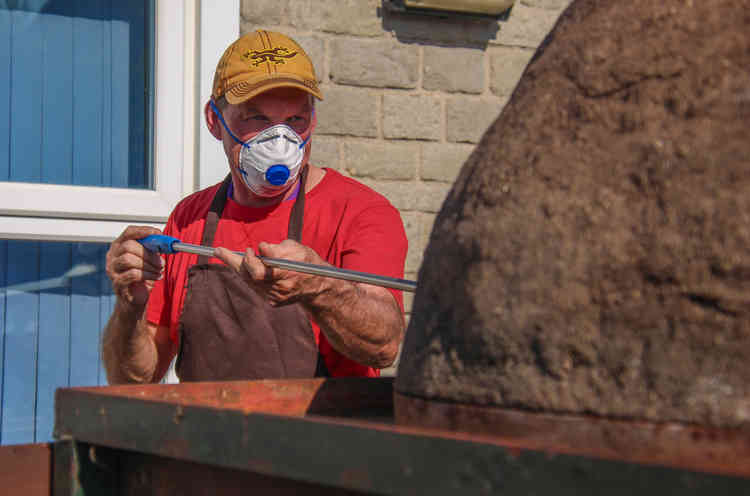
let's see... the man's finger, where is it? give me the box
[214,247,244,271]
[257,240,301,260]
[243,251,274,282]
[112,252,163,276]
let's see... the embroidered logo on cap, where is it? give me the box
[243,47,299,67]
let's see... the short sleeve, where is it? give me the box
[339,202,408,310]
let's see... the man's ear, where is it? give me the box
[204,100,223,141]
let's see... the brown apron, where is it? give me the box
[175,171,325,381]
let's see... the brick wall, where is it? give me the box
[240,0,572,372]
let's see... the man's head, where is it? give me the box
[206,31,324,201]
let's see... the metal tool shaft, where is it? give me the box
[172,242,417,292]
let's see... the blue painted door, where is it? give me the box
[0,0,153,445]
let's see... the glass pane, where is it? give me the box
[0,240,114,445]
[0,0,153,189]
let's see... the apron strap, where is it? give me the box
[197,176,231,265]
[286,165,308,242]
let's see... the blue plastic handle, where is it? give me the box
[138,234,180,254]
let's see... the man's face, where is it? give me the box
[218,87,315,172]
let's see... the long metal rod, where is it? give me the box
[172,242,418,292]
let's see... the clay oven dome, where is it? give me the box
[395,0,750,430]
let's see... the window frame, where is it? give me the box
[0,0,239,243]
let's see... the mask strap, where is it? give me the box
[297,107,315,149]
[210,100,249,148]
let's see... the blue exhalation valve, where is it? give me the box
[265,164,290,185]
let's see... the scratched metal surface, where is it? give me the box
[54,378,750,495]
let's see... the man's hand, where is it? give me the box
[106,226,165,309]
[215,240,329,306]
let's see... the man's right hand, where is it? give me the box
[106,226,165,308]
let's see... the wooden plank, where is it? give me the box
[97,245,112,386]
[72,0,105,186]
[9,8,44,182]
[111,0,138,188]
[69,245,101,387]
[41,12,74,185]
[2,241,40,444]
[0,7,10,180]
[100,1,113,188]
[0,443,52,496]
[0,241,6,440]
[110,1,127,188]
[124,0,149,189]
[36,242,72,442]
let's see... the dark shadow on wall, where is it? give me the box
[380,0,510,48]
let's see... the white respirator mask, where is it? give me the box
[210,100,310,198]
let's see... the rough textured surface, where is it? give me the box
[396,0,750,429]
[330,39,419,89]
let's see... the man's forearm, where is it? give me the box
[304,279,404,369]
[101,299,159,384]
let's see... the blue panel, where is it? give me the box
[0,0,154,444]
[2,0,152,189]
[1,241,40,445]
[41,12,74,185]
[35,242,72,442]
[121,1,148,189]
[98,246,114,385]
[72,0,105,186]
[9,8,44,182]
[69,243,101,387]
[110,1,131,188]
[0,241,7,444]
[100,1,113,187]
[0,9,10,181]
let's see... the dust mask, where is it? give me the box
[210,100,310,197]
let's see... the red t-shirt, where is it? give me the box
[146,169,407,377]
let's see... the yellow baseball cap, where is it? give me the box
[212,30,324,104]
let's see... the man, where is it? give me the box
[102,30,407,383]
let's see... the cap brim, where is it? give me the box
[225,76,323,105]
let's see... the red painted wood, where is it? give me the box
[0,443,51,496]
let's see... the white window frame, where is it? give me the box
[0,0,239,243]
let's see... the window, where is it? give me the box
[0,0,211,445]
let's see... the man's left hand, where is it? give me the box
[215,240,329,306]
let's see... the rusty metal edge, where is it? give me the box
[55,382,750,495]
[394,390,750,479]
[58,377,393,417]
